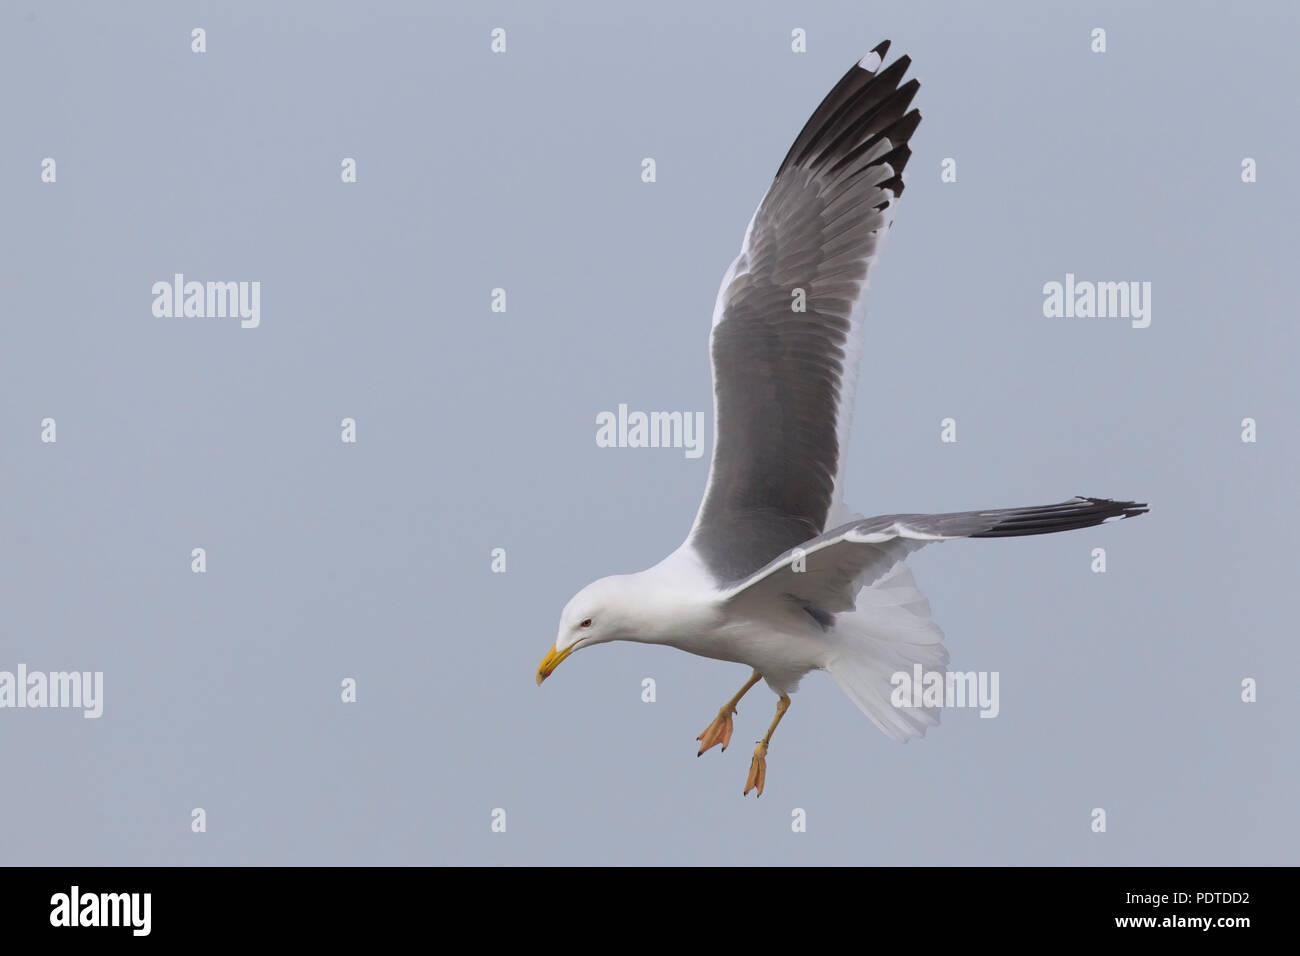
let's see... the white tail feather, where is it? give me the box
[824,562,949,742]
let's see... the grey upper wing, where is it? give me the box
[688,42,921,587]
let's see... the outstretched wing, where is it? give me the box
[722,498,1150,613]
[688,42,921,587]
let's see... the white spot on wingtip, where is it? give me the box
[858,51,882,72]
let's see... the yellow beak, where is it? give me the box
[536,643,576,685]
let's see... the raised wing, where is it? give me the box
[689,42,921,586]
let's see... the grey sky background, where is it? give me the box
[2,0,1297,865]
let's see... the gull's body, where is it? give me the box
[612,546,837,695]
[537,42,1147,794]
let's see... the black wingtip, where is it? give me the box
[970,497,1149,539]
[775,43,921,181]
[1081,496,1150,519]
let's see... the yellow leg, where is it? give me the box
[743,695,791,797]
[696,669,762,756]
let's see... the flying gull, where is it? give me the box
[536,42,1147,796]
